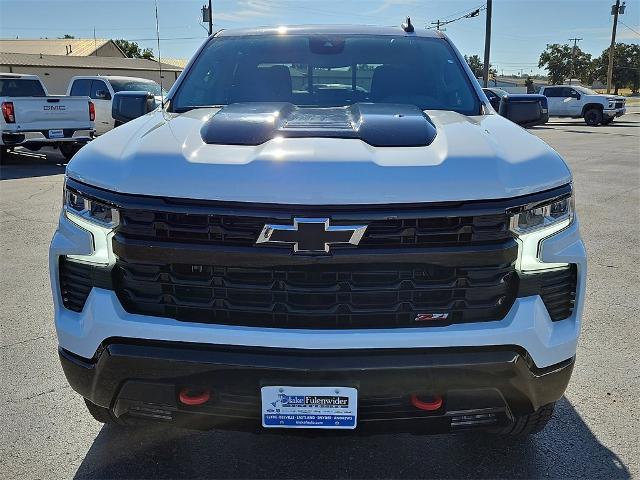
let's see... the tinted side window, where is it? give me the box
[90,80,111,100]
[543,87,559,98]
[70,79,91,96]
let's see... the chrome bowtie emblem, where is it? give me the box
[257,218,367,254]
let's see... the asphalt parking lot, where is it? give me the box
[1,115,639,479]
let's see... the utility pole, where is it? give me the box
[208,0,213,35]
[431,19,441,31]
[607,0,625,93]
[482,0,492,87]
[568,37,583,85]
[202,0,213,35]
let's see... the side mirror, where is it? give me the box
[575,93,581,100]
[111,91,156,124]
[499,94,549,128]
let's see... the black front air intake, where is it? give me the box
[200,102,438,147]
[59,257,113,312]
[59,258,94,312]
[518,265,577,321]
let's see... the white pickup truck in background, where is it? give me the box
[539,85,626,126]
[66,76,163,135]
[1,73,94,160]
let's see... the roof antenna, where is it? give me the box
[154,0,165,109]
[402,17,414,33]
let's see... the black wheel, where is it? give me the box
[498,402,556,436]
[584,108,603,126]
[84,398,120,424]
[0,146,7,162]
[59,143,82,161]
[602,117,614,125]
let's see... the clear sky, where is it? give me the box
[0,0,638,75]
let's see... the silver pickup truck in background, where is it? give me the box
[0,73,95,160]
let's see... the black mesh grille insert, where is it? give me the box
[59,258,93,312]
[117,210,511,248]
[113,260,518,328]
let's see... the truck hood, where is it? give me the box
[67,107,572,205]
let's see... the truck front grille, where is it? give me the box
[118,210,511,248]
[113,260,518,328]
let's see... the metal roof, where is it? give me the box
[0,39,123,57]
[162,57,190,69]
[215,25,444,38]
[0,52,182,71]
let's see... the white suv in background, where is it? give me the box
[540,85,626,126]
[66,76,164,135]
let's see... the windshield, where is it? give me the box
[574,86,598,95]
[172,35,481,115]
[109,79,164,96]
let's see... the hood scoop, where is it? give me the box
[200,102,437,147]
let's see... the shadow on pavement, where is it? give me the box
[0,147,67,180]
[74,397,629,479]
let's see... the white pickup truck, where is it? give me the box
[539,85,626,126]
[0,73,94,160]
[51,24,585,437]
[66,76,163,135]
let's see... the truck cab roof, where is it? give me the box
[215,24,445,38]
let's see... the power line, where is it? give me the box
[428,4,486,30]
[619,21,640,37]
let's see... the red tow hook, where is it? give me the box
[410,394,443,411]
[178,387,211,406]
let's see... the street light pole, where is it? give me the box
[607,0,623,93]
[482,0,493,87]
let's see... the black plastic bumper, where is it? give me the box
[59,341,574,434]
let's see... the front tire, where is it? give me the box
[584,108,603,126]
[499,402,556,436]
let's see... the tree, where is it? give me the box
[464,54,484,78]
[465,54,496,81]
[538,43,592,85]
[593,43,640,94]
[114,39,154,60]
[59,34,75,39]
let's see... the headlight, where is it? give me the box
[510,192,574,272]
[608,102,615,108]
[63,182,119,265]
[510,195,573,235]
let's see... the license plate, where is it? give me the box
[49,129,64,138]
[261,386,357,429]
